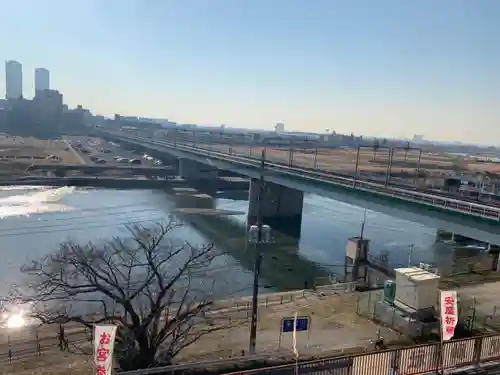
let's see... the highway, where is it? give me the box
[63,136,161,169]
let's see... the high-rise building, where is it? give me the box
[34,68,50,93]
[5,60,23,99]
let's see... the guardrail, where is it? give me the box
[118,333,500,375]
[114,133,500,222]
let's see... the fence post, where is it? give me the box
[36,329,41,356]
[471,297,477,331]
[7,335,11,363]
[473,335,483,367]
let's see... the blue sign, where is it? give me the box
[282,316,309,333]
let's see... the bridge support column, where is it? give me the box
[54,170,67,177]
[247,180,303,238]
[178,159,218,180]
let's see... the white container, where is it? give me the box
[394,267,440,312]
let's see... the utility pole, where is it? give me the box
[384,148,394,188]
[408,244,414,267]
[248,149,266,355]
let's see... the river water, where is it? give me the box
[0,186,457,298]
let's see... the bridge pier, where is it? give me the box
[178,159,218,180]
[54,170,67,177]
[247,179,303,238]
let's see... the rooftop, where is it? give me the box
[395,266,440,281]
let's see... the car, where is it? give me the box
[90,156,99,162]
[95,158,107,164]
[113,156,120,160]
[118,158,129,163]
[154,160,163,165]
[129,159,142,165]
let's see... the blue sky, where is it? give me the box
[1,0,499,143]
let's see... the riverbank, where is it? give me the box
[0,285,400,374]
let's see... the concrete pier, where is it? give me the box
[178,158,219,195]
[247,179,303,237]
[178,158,218,181]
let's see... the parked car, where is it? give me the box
[129,159,142,165]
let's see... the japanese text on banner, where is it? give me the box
[94,325,117,375]
[440,290,458,341]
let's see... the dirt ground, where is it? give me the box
[209,144,498,177]
[0,136,84,165]
[180,291,400,361]
[0,290,399,374]
[454,279,500,317]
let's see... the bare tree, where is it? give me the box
[17,219,233,370]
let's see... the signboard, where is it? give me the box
[278,315,311,352]
[440,290,458,341]
[94,325,118,375]
[281,316,309,333]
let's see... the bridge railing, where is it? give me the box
[115,134,500,221]
[117,333,500,375]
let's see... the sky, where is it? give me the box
[1,0,499,143]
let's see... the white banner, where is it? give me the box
[94,325,118,375]
[440,290,458,341]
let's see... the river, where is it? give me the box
[0,186,458,298]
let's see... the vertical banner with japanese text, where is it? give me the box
[440,290,458,341]
[94,325,118,375]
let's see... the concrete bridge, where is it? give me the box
[24,163,176,178]
[102,131,500,245]
[0,175,249,191]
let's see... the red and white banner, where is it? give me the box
[94,325,118,375]
[440,290,458,341]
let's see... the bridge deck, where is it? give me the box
[108,132,500,245]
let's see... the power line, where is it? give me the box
[0,208,164,233]
[0,216,169,237]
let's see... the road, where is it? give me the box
[63,136,160,169]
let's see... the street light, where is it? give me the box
[247,223,272,355]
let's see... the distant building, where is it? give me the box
[32,89,63,133]
[34,68,50,93]
[274,122,285,132]
[413,134,424,142]
[5,61,23,99]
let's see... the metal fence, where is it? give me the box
[0,325,89,364]
[356,290,500,337]
[118,334,500,375]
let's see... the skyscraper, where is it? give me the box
[34,68,50,93]
[5,60,23,99]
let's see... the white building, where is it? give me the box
[274,122,285,132]
[35,68,50,93]
[5,60,23,99]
